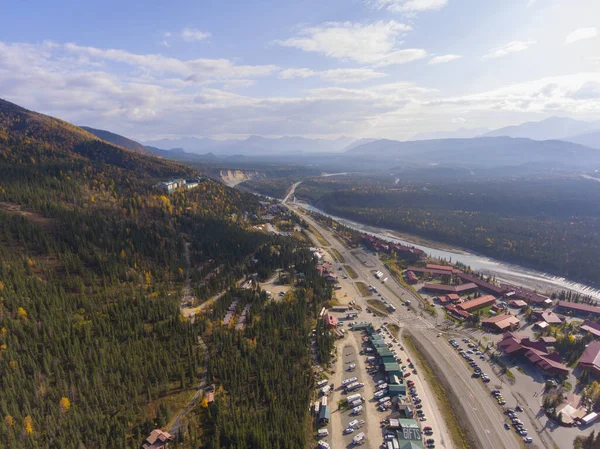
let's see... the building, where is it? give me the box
[457,295,497,313]
[405,271,418,285]
[498,333,569,376]
[578,341,600,378]
[142,430,173,449]
[445,304,472,321]
[532,310,564,325]
[323,313,338,329]
[318,405,331,426]
[581,321,600,338]
[422,283,478,295]
[395,419,424,449]
[508,299,527,309]
[482,314,520,332]
[436,293,460,305]
[556,301,600,318]
[456,272,511,296]
[426,264,454,272]
[510,287,553,307]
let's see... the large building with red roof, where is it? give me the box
[556,301,600,318]
[498,333,569,376]
[482,314,520,332]
[457,295,497,312]
[422,282,478,295]
[578,341,600,377]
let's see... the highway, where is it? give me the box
[282,182,524,449]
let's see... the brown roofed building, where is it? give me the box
[532,310,563,325]
[456,272,511,296]
[556,301,600,318]
[323,313,338,329]
[422,282,478,295]
[498,333,569,376]
[508,299,527,309]
[445,304,472,321]
[457,295,496,312]
[426,264,455,272]
[142,430,173,449]
[581,321,600,338]
[482,314,520,332]
[405,270,418,285]
[578,341,600,377]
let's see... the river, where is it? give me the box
[302,204,600,300]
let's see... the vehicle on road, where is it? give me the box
[523,437,533,444]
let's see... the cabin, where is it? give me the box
[142,430,174,449]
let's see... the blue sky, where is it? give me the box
[1,0,599,140]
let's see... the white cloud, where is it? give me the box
[279,68,316,79]
[483,40,536,59]
[280,68,387,83]
[565,27,598,44]
[62,43,278,80]
[180,28,211,42]
[278,21,426,66]
[370,0,448,13]
[3,40,600,141]
[428,54,462,65]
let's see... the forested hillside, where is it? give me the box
[80,126,154,156]
[0,99,305,448]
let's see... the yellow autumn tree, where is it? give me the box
[17,307,27,320]
[4,415,14,428]
[200,397,209,408]
[60,397,71,413]
[23,416,33,435]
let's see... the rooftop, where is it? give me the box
[458,295,496,312]
[579,341,600,371]
[557,301,600,315]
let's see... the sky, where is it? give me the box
[1,0,600,141]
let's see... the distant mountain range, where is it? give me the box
[412,127,491,141]
[144,135,356,155]
[482,116,600,142]
[346,136,600,170]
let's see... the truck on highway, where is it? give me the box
[375,271,383,279]
[382,277,388,284]
[387,304,396,312]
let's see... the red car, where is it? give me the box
[407,380,415,387]
[407,358,411,363]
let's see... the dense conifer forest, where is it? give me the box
[0,99,321,448]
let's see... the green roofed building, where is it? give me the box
[318,405,331,426]
[388,384,407,397]
[399,441,424,449]
[380,355,397,365]
[396,419,423,448]
[376,348,394,357]
[383,362,400,372]
[351,322,371,331]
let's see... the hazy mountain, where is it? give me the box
[343,138,378,151]
[482,117,599,140]
[411,127,490,141]
[146,145,219,162]
[144,135,355,155]
[80,126,154,156]
[561,130,600,149]
[346,136,600,170]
